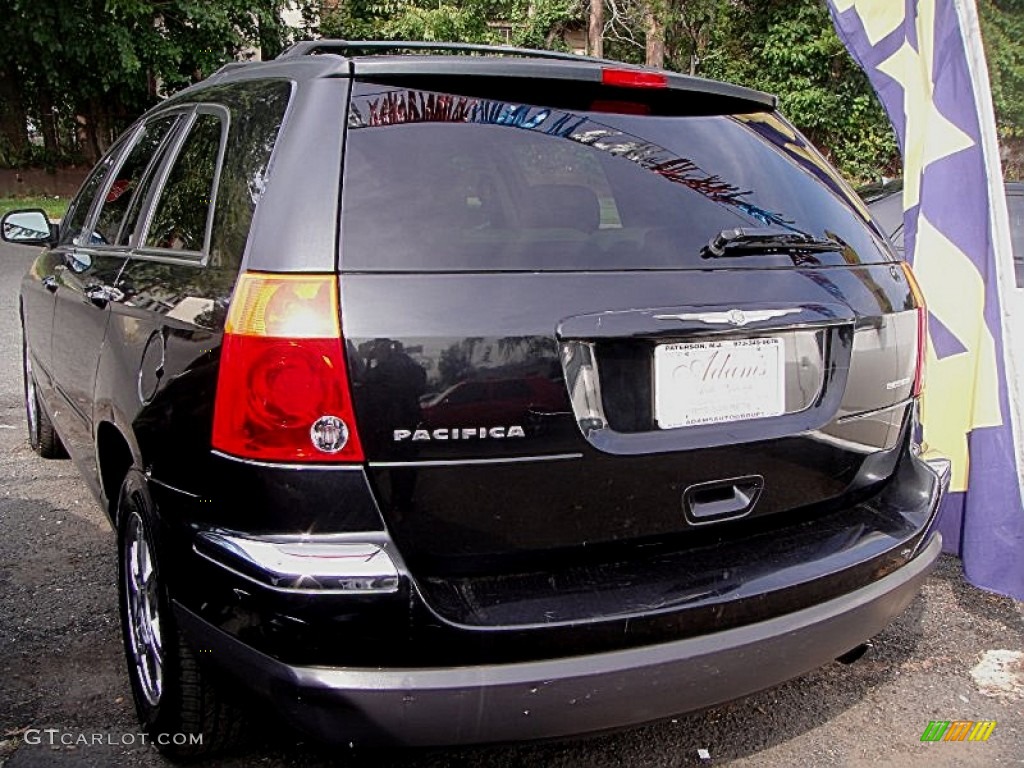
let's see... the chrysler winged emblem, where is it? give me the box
[653,308,801,327]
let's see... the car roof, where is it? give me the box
[196,39,776,113]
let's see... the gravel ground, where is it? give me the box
[1,241,1022,768]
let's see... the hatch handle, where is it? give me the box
[683,476,763,525]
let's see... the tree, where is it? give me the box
[0,0,302,168]
[702,0,898,183]
[0,0,918,186]
[644,3,666,67]
[318,0,494,42]
[600,0,722,73]
[588,0,604,56]
[317,0,589,51]
[979,0,1024,178]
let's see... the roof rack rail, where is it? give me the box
[277,39,612,65]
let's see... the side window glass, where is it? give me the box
[116,122,181,247]
[93,115,178,246]
[61,156,116,247]
[209,81,291,269]
[145,113,223,253]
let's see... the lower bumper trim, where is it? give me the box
[175,534,941,747]
[193,530,400,594]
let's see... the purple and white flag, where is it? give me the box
[828,0,1024,599]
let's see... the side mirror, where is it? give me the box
[1,209,56,246]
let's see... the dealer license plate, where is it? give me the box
[654,337,785,428]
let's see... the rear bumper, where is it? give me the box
[175,533,940,747]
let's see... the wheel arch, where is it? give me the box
[96,420,141,526]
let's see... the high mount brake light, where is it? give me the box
[588,100,652,115]
[212,272,364,463]
[901,262,928,398]
[601,68,669,89]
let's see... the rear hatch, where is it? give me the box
[337,67,921,619]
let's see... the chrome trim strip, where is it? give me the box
[804,431,877,454]
[368,453,583,468]
[192,548,400,595]
[194,531,400,595]
[835,399,912,424]
[561,340,607,434]
[654,307,801,326]
[145,474,202,499]
[210,449,364,471]
[202,530,393,545]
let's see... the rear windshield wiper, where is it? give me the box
[702,226,845,258]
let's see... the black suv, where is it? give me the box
[3,41,949,757]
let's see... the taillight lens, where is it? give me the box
[901,262,928,397]
[212,272,364,463]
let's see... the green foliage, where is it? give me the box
[980,0,1024,133]
[979,0,1024,178]
[601,0,723,73]
[4,0,1018,185]
[0,196,69,219]
[0,0,299,168]
[319,0,497,43]
[507,0,584,50]
[318,0,584,48]
[701,0,898,183]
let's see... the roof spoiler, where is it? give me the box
[277,39,777,113]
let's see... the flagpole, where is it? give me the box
[953,0,1024,493]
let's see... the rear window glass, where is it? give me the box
[341,84,889,272]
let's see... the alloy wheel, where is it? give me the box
[123,511,164,707]
[23,348,38,443]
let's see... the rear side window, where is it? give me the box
[145,112,224,253]
[207,81,292,268]
[341,84,889,271]
[94,115,179,246]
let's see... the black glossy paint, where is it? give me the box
[49,248,129,481]
[340,264,916,573]
[11,50,946,744]
[162,436,941,667]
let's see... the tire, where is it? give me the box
[116,469,247,759]
[22,336,66,459]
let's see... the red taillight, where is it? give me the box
[901,262,928,397]
[212,272,364,463]
[601,68,669,89]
